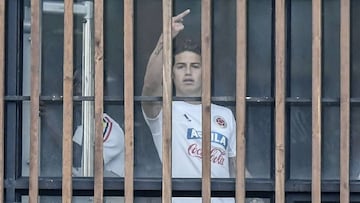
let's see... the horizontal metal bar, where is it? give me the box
[10,177,274,192]
[11,177,360,193]
[5,96,360,104]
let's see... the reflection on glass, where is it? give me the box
[22,0,126,177]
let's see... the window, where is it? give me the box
[2,0,360,202]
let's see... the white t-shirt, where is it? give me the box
[73,113,124,177]
[143,101,237,203]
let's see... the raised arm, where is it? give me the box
[141,9,190,118]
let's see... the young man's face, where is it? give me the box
[173,51,202,97]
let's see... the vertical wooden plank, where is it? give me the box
[236,0,247,203]
[201,0,211,203]
[124,0,134,202]
[62,0,74,202]
[340,0,350,202]
[94,0,104,202]
[312,0,322,202]
[275,0,286,202]
[0,0,4,202]
[162,0,172,202]
[29,0,41,202]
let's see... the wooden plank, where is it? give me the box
[29,0,41,202]
[62,0,74,202]
[124,0,134,202]
[94,0,104,202]
[312,0,322,202]
[0,0,4,202]
[340,0,350,202]
[275,0,286,202]
[162,0,172,202]
[235,0,247,203]
[201,0,211,202]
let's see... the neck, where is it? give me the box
[175,93,201,104]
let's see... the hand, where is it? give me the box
[172,9,190,38]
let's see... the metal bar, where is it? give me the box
[0,0,4,202]
[11,95,360,104]
[201,0,211,202]
[162,0,172,202]
[29,0,41,202]
[340,0,350,202]
[312,0,322,201]
[124,0,134,202]
[94,0,104,202]
[235,0,247,202]
[42,1,86,15]
[62,0,74,202]
[275,0,286,202]
[81,1,95,177]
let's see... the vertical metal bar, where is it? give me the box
[82,1,95,177]
[162,0,172,202]
[0,0,4,202]
[94,0,104,202]
[124,0,134,202]
[340,0,350,202]
[312,0,322,202]
[201,0,211,202]
[275,0,286,202]
[29,0,41,202]
[62,0,74,202]
[236,0,247,202]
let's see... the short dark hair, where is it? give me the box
[173,38,201,56]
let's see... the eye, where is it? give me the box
[174,64,185,69]
[191,63,201,69]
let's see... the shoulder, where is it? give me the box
[211,103,234,117]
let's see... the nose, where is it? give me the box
[185,66,192,75]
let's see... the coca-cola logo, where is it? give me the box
[187,143,225,165]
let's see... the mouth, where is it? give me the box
[183,79,194,84]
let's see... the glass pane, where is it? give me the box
[350,0,360,97]
[247,105,272,179]
[350,106,360,179]
[322,106,340,180]
[104,0,124,97]
[247,0,273,97]
[212,0,235,97]
[289,0,312,98]
[323,0,340,98]
[289,105,311,179]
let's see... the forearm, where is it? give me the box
[142,35,164,96]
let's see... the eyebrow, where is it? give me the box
[174,62,186,66]
[174,62,201,65]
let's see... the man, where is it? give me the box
[142,9,251,203]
